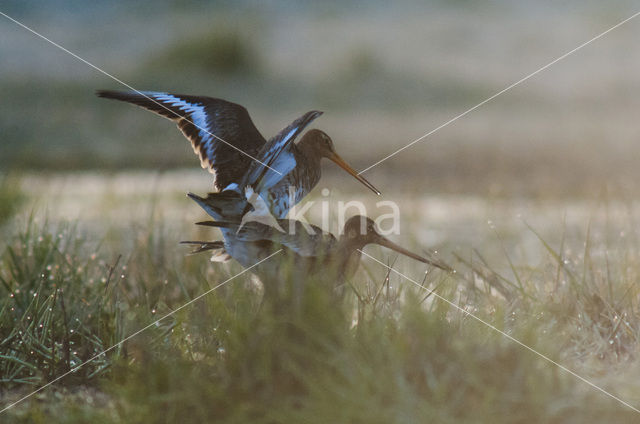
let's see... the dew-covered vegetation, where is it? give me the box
[1,175,640,422]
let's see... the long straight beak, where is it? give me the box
[328,152,381,195]
[376,236,452,272]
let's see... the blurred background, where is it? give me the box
[1,0,639,198]
[4,3,640,420]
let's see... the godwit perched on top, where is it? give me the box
[97,90,380,219]
[183,215,451,292]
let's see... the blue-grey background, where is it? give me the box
[1,1,639,195]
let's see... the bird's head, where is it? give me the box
[343,215,378,244]
[301,129,381,195]
[342,215,451,271]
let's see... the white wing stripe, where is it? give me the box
[275,128,297,152]
[261,127,297,163]
[151,93,215,163]
[283,128,297,144]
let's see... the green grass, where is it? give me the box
[146,26,262,76]
[0,176,25,227]
[1,189,640,423]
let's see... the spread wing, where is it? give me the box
[242,110,323,192]
[97,90,266,190]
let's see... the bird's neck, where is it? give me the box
[298,137,323,166]
[335,239,364,279]
[337,237,366,260]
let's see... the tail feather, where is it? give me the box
[187,191,247,221]
[180,240,231,262]
[180,240,225,254]
[196,220,239,229]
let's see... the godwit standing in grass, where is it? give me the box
[97,90,380,219]
[183,216,451,291]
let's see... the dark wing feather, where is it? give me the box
[271,220,337,257]
[242,111,323,191]
[180,240,225,254]
[97,90,266,190]
[179,240,231,261]
[198,219,336,257]
[187,191,246,221]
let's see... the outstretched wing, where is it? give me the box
[242,110,323,191]
[97,90,266,190]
